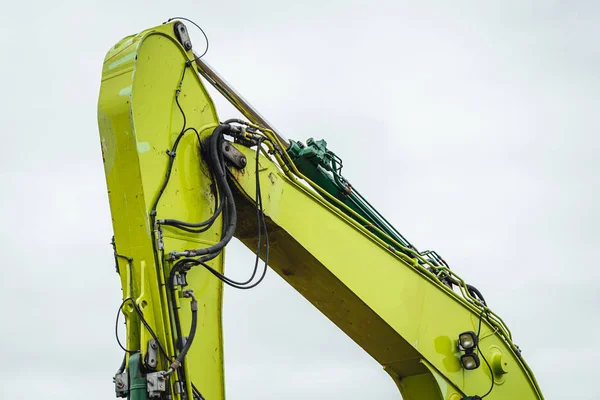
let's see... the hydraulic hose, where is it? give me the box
[168,253,220,349]
[165,290,198,377]
[169,125,237,259]
[158,185,223,229]
[116,354,126,375]
[466,284,487,306]
[158,139,225,231]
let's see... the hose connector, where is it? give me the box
[183,289,198,311]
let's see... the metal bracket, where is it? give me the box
[173,381,184,395]
[174,22,193,51]
[146,372,167,398]
[174,272,188,287]
[145,340,159,370]
[221,141,247,169]
[157,225,164,251]
[113,371,128,398]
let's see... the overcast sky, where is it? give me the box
[0,1,598,399]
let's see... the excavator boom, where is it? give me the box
[97,21,544,400]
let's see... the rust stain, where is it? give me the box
[230,167,245,179]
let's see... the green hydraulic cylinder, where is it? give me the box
[287,138,414,253]
[128,353,149,400]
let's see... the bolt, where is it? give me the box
[150,341,158,350]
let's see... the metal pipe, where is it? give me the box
[193,56,290,148]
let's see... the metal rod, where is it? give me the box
[194,56,290,148]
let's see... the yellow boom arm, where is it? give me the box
[97,21,544,400]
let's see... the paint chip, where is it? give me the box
[108,52,136,70]
[137,142,151,154]
[119,86,132,97]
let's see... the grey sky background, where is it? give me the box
[0,1,598,399]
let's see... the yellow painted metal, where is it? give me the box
[229,143,544,399]
[97,21,544,400]
[98,23,225,399]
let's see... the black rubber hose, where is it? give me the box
[174,136,269,289]
[466,284,487,306]
[170,125,237,259]
[116,354,127,374]
[168,266,187,352]
[158,140,224,231]
[192,383,206,400]
[166,293,198,375]
[158,194,223,228]
[168,253,220,351]
[178,302,197,357]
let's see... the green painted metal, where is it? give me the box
[288,138,414,251]
[128,353,149,400]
